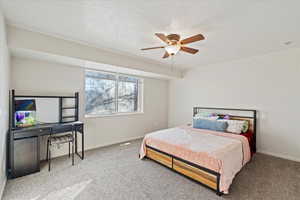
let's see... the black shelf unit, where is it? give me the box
[11,89,79,128]
[58,92,79,123]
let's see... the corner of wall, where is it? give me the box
[0,7,10,200]
[0,177,7,199]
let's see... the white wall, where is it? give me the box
[169,48,300,162]
[0,9,10,198]
[11,57,169,157]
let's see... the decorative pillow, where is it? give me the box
[193,119,228,132]
[194,112,216,118]
[223,114,230,120]
[193,116,219,120]
[242,121,249,133]
[218,119,246,134]
[218,114,230,120]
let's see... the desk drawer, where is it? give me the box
[14,131,37,139]
[37,128,51,136]
[14,128,50,139]
[51,125,74,134]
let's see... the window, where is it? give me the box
[85,70,143,116]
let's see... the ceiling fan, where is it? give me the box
[141,33,205,58]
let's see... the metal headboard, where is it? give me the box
[193,107,257,153]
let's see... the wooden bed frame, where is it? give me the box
[145,107,257,195]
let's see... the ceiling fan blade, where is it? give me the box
[180,46,199,54]
[162,52,169,58]
[141,46,165,50]
[155,33,170,44]
[180,34,205,45]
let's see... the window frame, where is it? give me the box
[84,69,144,118]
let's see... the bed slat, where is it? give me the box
[173,159,218,190]
[146,148,172,168]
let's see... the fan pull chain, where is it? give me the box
[171,55,174,71]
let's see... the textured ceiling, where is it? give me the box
[1,0,300,69]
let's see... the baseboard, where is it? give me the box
[84,135,144,152]
[258,150,300,163]
[0,177,7,200]
[49,135,145,159]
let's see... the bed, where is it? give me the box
[139,107,257,195]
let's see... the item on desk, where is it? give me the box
[15,111,36,127]
[15,99,37,127]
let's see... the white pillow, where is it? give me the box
[218,119,245,134]
[193,116,219,120]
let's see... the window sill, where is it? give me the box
[85,112,144,119]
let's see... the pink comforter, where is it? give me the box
[140,126,251,194]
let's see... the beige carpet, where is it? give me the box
[3,139,300,200]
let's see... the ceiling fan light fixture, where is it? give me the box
[141,33,204,58]
[165,44,181,55]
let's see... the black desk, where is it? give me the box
[8,121,84,178]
